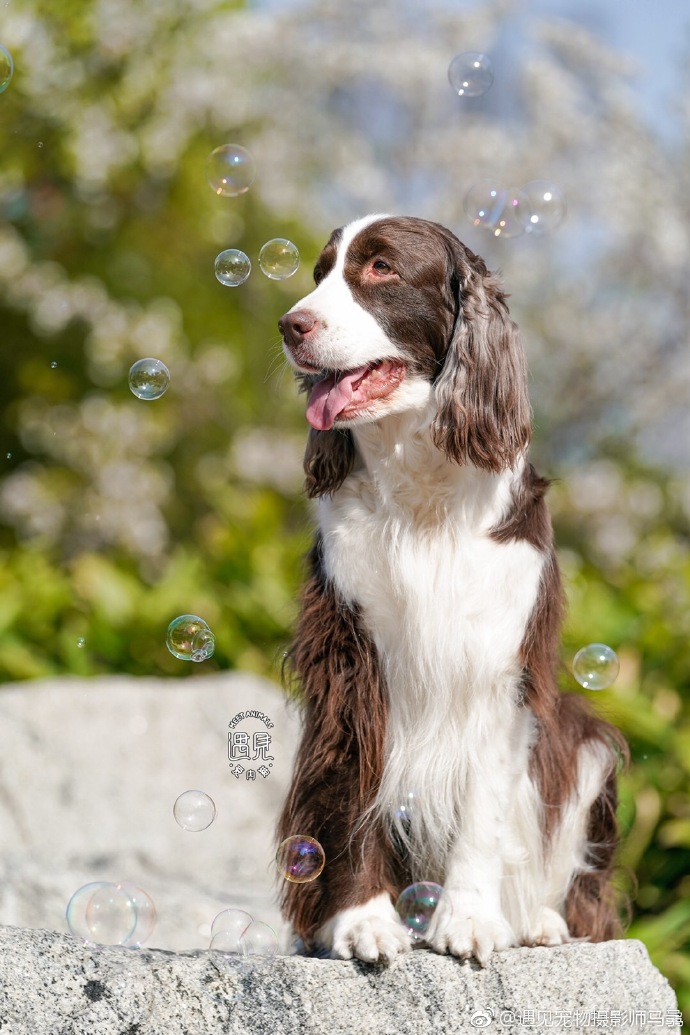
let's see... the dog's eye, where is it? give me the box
[371,259,394,276]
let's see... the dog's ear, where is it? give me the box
[431,242,532,472]
[304,428,355,499]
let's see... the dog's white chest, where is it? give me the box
[319,474,544,695]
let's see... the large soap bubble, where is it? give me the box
[206,144,255,197]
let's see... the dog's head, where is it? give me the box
[279,214,531,497]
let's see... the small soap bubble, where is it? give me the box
[173,789,216,831]
[128,358,170,400]
[521,180,567,235]
[85,883,138,945]
[395,882,445,941]
[448,52,494,98]
[572,643,619,690]
[392,790,416,826]
[206,144,255,197]
[50,360,57,369]
[118,882,157,947]
[0,44,13,94]
[5,452,11,460]
[258,239,300,280]
[214,248,251,287]
[240,921,278,957]
[276,835,325,883]
[66,881,110,942]
[211,908,253,941]
[389,791,416,840]
[166,614,215,661]
[76,637,86,648]
[191,627,215,662]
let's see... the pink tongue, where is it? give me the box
[306,366,370,431]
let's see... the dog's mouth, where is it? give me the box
[305,360,406,431]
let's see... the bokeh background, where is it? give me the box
[0,0,688,1012]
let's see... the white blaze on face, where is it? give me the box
[285,213,406,372]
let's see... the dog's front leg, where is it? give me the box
[425,725,519,964]
[277,537,411,962]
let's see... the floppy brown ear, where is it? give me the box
[431,244,531,472]
[304,428,355,499]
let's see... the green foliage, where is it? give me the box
[552,462,690,1015]
[0,486,309,682]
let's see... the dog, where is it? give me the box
[276,214,627,964]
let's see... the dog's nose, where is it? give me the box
[278,309,317,348]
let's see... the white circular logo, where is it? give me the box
[470,1008,494,1028]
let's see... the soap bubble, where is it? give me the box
[240,921,278,956]
[0,45,13,94]
[448,52,494,97]
[464,183,527,238]
[50,361,57,369]
[173,789,217,831]
[85,883,138,945]
[128,358,170,400]
[521,180,567,235]
[276,835,325,883]
[391,790,416,826]
[258,239,300,280]
[191,627,216,662]
[118,882,157,947]
[211,908,253,942]
[395,882,445,941]
[166,614,215,661]
[572,643,620,690]
[206,144,255,197]
[214,248,251,287]
[66,881,110,942]
[77,637,86,648]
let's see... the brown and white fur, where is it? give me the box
[276,214,627,964]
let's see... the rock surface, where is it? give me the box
[0,673,299,951]
[0,926,681,1035]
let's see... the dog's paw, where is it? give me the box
[425,892,515,965]
[316,893,412,964]
[526,907,571,947]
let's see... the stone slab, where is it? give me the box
[0,926,681,1035]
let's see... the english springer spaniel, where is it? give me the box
[276,214,627,964]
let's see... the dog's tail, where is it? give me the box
[565,751,627,940]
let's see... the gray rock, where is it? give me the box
[0,926,681,1035]
[0,673,299,951]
